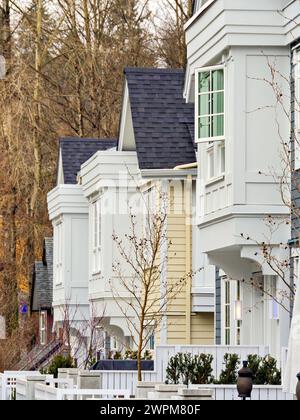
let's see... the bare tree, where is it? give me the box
[111,188,195,382]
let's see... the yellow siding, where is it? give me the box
[153,179,215,346]
[191,313,215,344]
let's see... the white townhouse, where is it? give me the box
[46,67,218,360]
[78,67,216,351]
[186,0,300,358]
[47,137,117,363]
[79,150,141,351]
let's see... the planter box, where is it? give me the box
[16,376,48,401]
[172,388,214,401]
[78,371,101,391]
[135,381,164,399]
[149,384,184,400]
[92,360,154,371]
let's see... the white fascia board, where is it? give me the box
[47,184,88,221]
[118,81,136,152]
[80,151,140,199]
[140,169,198,180]
[184,0,217,31]
[57,148,64,185]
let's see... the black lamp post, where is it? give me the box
[237,361,253,400]
[296,373,300,401]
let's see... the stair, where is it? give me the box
[17,339,64,371]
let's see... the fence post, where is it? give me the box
[1,375,6,401]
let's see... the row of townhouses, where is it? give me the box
[30,0,300,389]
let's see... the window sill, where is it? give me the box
[205,174,225,187]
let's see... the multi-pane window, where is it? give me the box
[40,311,47,345]
[92,200,102,274]
[54,222,63,285]
[224,279,231,345]
[196,67,224,142]
[196,66,226,181]
[223,278,242,346]
[236,281,242,345]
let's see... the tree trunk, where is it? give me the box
[30,0,43,246]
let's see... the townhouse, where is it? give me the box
[46,70,215,363]
[186,0,300,359]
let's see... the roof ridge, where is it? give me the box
[60,137,117,142]
[124,67,184,74]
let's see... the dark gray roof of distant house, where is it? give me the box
[60,137,117,184]
[123,68,196,171]
[31,238,53,312]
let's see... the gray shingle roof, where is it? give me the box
[124,68,196,170]
[31,238,53,311]
[60,137,117,184]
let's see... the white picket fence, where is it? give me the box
[1,345,292,400]
[194,385,293,401]
[97,345,272,396]
[0,371,53,400]
[34,383,131,400]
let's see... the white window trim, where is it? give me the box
[91,199,102,276]
[221,278,242,346]
[205,141,226,184]
[54,220,63,286]
[195,64,226,144]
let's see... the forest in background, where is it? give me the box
[0,0,193,369]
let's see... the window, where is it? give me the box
[196,66,226,181]
[222,278,242,346]
[54,222,63,285]
[110,336,118,351]
[294,49,300,169]
[40,311,47,345]
[224,280,231,345]
[196,67,225,142]
[236,281,242,345]
[92,200,102,274]
[149,334,155,351]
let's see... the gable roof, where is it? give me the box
[123,68,196,171]
[31,238,53,312]
[60,137,117,184]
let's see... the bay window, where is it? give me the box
[92,200,102,275]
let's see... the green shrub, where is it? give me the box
[46,355,75,378]
[166,352,214,386]
[143,350,153,361]
[247,354,261,383]
[217,353,240,384]
[124,350,138,360]
[192,354,214,385]
[255,355,281,385]
[166,353,182,385]
[179,353,195,386]
[113,351,123,360]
